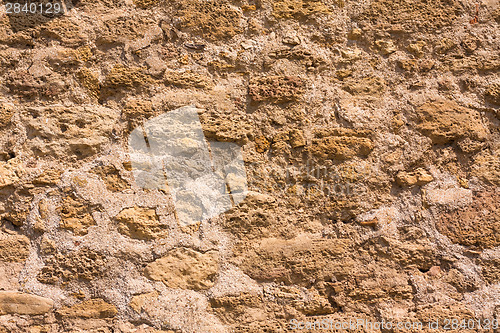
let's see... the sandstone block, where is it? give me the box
[58,195,96,236]
[407,40,427,58]
[92,165,129,192]
[309,128,373,160]
[342,76,385,95]
[115,206,168,240]
[37,18,87,46]
[238,235,350,284]
[0,291,53,315]
[133,0,160,9]
[396,168,433,187]
[23,105,119,160]
[33,169,62,186]
[76,68,100,100]
[97,16,156,45]
[249,76,304,103]
[289,129,305,148]
[471,151,499,186]
[416,99,488,144]
[485,83,500,105]
[375,39,397,55]
[360,0,461,33]
[56,298,117,318]
[272,0,331,20]
[0,103,15,127]
[164,71,213,89]
[0,161,20,188]
[144,247,219,290]
[436,191,499,249]
[129,292,159,313]
[175,1,242,40]
[254,136,270,153]
[101,65,153,96]
[37,248,106,284]
[0,235,30,262]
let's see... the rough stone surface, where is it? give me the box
[174,1,242,40]
[37,248,107,284]
[0,0,499,331]
[58,195,96,236]
[0,235,30,262]
[115,206,168,240]
[415,99,489,145]
[56,298,117,318]
[308,128,373,160]
[92,164,129,192]
[485,83,500,105]
[248,76,304,103]
[396,168,434,187]
[272,0,332,20]
[144,247,219,290]
[359,0,462,32]
[0,292,53,315]
[22,106,120,160]
[0,159,22,188]
[436,191,500,249]
[0,103,15,128]
[237,235,350,285]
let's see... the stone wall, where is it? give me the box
[0,0,499,331]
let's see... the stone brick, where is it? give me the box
[174,1,242,40]
[249,76,304,103]
[0,291,53,315]
[436,191,500,249]
[115,206,167,240]
[23,106,119,160]
[37,248,107,284]
[308,128,373,160]
[58,195,96,236]
[56,298,117,318]
[144,247,219,290]
[396,168,434,187]
[92,165,129,192]
[0,235,30,262]
[272,0,331,20]
[416,99,489,144]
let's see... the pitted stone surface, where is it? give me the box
[0,0,498,331]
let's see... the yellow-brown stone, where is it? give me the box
[56,298,117,318]
[115,206,168,240]
[0,291,53,315]
[0,235,30,262]
[144,247,219,290]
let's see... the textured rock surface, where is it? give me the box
[56,298,117,318]
[0,292,53,315]
[115,206,168,240]
[37,248,107,284]
[0,0,499,331]
[144,247,219,290]
[58,194,96,235]
[436,191,500,249]
[0,235,30,262]
[415,99,489,145]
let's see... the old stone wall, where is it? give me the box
[0,0,499,331]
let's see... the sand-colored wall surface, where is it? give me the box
[0,0,499,331]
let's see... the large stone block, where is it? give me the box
[144,247,219,290]
[0,291,53,315]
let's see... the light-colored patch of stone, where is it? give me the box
[0,291,53,315]
[144,247,219,290]
[0,235,30,262]
[115,206,168,240]
[56,298,117,318]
